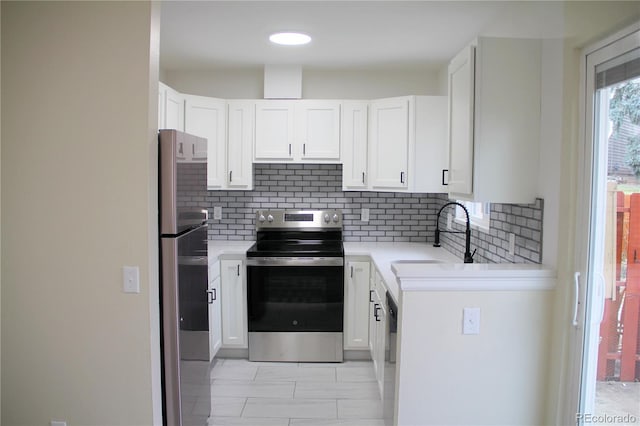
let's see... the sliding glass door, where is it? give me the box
[574,25,640,425]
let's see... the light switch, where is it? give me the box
[361,208,370,222]
[462,307,480,335]
[123,266,140,294]
[213,206,222,220]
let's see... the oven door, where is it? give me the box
[246,257,344,333]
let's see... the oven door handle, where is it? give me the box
[246,257,344,267]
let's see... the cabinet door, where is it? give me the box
[342,102,368,190]
[255,101,295,161]
[184,95,226,187]
[344,261,371,349]
[208,275,222,360]
[369,98,409,189]
[368,271,377,356]
[296,101,341,161]
[227,101,254,189]
[374,300,387,399]
[165,85,185,132]
[220,260,247,348]
[447,45,475,197]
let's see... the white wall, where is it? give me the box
[396,288,553,425]
[1,2,159,425]
[163,66,443,99]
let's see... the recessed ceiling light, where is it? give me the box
[269,32,311,46]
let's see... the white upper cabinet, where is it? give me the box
[341,101,369,190]
[447,46,475,196]
[369,96,448,193]
[184,94,226,187]
[254,100,341,163]
[254,101,295,161]
[447,37,542,204]
[227,101,254,189]
[164,83,185,132]
[369,97,409,190]
[295,101,341,161]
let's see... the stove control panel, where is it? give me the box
[255,210,342,230]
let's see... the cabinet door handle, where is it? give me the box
[237,264,240,276]
[374,304,381,321]
[212,288,217,301]
[369,290,374,303]
[362,172,365,184]
[350,265,354,278]
[303,143,306,155]
[178,142,184,155]
[442,169,449,186]
[192,144,195,155]
[400,172,405,184]
[207,290,214,304]
[289,144,292,156]
[229,170,233,182]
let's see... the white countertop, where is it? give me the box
[208,240,254,262]
[392,262,556,292]
[343,242,461,302]
[207,240,556,301]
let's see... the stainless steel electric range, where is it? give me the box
[246,210,345,362]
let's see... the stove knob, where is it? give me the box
[332,214,340,223]
[267,214,274,223]
[258,214,266,223]
[324,214,330,223]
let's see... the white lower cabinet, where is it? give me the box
[369,270,387,399]
[374,294,387,398]
[220,259,247,348]
[344,260,371,349]
[208,274,222,360]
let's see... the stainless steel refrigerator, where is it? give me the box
[159,129,211,426]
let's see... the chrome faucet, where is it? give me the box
[433,201,476,263]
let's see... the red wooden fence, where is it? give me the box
[597,192,640,381]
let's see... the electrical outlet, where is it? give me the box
[361,208,370,222]
[213,206,222,220]
[123,266,140,294]
[447,213,453,230]
[462,307,480,335]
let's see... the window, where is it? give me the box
[455,201,491,231]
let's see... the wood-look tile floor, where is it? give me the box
[183,358,385,426]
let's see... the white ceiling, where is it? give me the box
[159,1,564,71]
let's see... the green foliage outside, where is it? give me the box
[627,134,640,178]
[609,80,640,177]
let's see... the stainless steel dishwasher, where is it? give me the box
[384,291,398,426]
